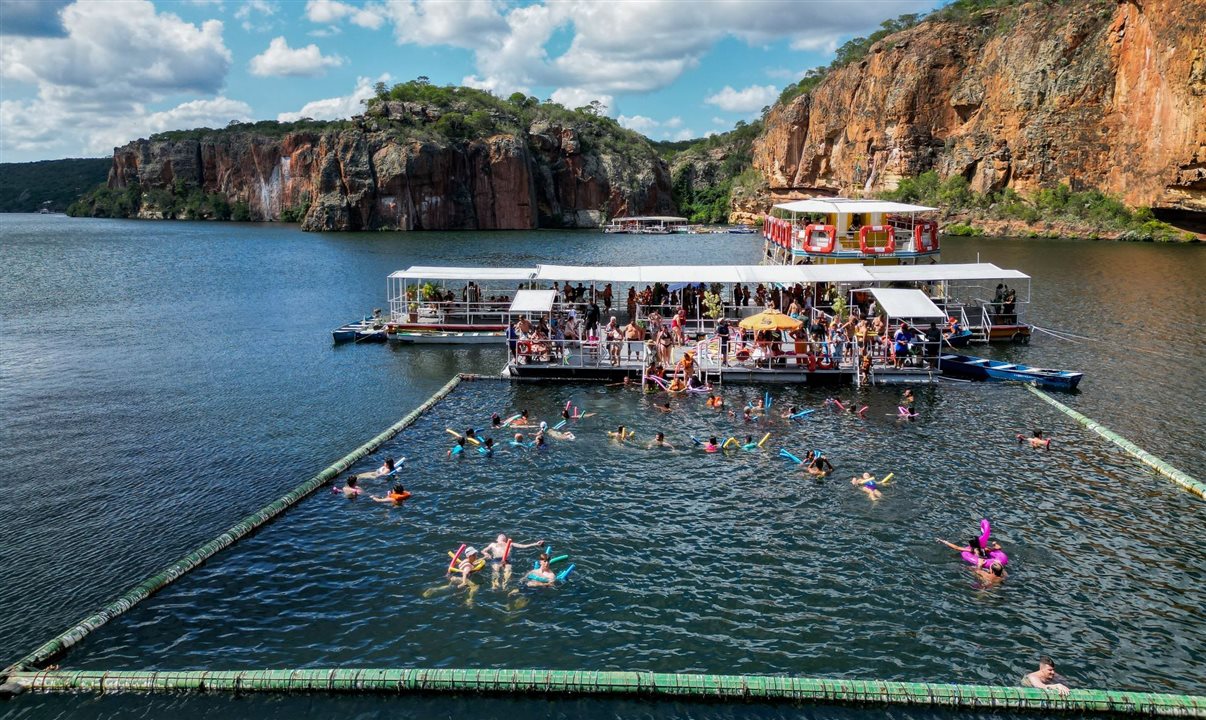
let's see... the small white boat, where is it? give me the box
[390,330,503,344]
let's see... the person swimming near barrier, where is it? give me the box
[447,437,467,458]
[1018,429,1051,449]
[649,431,675,449]
[373,456,400,478]
[608,425,634,442]
[372,484,411,504]
[335,475,361,497]
[850,471,885,500]
[1023,656,1071,696]
[527,553,556,586]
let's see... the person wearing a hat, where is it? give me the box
[454,547,484,582]
[851,472,882,500]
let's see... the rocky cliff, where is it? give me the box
[106,99,673,230]
[753,0,1206,214]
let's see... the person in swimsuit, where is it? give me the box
[1018,429,1051,449]
[481,534,545,564]
[528,553,556,586]
[454,547,484,583]
[372,484,410,503]
[447,437,466,458]
[806,452,834,477]
[479,438,495,457]
[850,472,882,499]
[608,425,632,442]
[339,476,361,498]
[703,436,720,453]
[649,431,674,449]
[1023,656,1071,696]
[373,456,399,478]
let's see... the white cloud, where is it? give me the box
[712,116,728,125]
[249,36,343,77]
[670,128,697,142]
[235,0,277,31]
[144,97,253,133]
[704,84,778,113]
[0,0,235,159]
[550,87,613,113]
[277,74,390,121]
[617,114,658,133]
[663,116,683,128]
[305,0,385,29]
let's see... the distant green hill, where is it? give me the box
[0,158,110,213]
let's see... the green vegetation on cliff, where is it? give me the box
[66,181,240,221]
[882,171,1195,241]
[661,120,764,224]
[0,158,110,213]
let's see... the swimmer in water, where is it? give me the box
[974,558,1007,584]
[535,432,549,451]
[1023,656,1071,696]
[703,436,720,453]
[742,435,759,451]
[742,406,754,422]
[780,406,798,419]
[510,432,533,448]
[706,394,723,409]
[509,410,532,428]
[453,547,484,583]
[541,421,576,441]
[649,431,675,449]
[850,471,882,500]
[656,401,673,413]
[479,437,495,457]
[481,534,545,564]
[806,452,834,477]
[339,475,361,498]
[491,413,503,428]
[1018,429,1051,449]
[447,437,466,458]
[607,425,632,442]
[527,553,556,586]
[465,428,478,443]
[373,456,400,478]
[372,484,410,503]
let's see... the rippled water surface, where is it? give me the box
[2,215,1204,719]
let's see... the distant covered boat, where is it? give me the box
[332,317,388,344]
[939,353,1083,391]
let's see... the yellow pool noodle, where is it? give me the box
[758,433,771,448]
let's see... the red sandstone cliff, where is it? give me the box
[108,108,673,230]
[753,0,1206,213]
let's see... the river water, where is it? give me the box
[1,214,1203,719]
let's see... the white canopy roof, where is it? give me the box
[773,198,937,214]
[865,263,1029,281]
[866,288,946,319]
[389,266,535,280]
[508,289,557,314]
[387,263,1024,286]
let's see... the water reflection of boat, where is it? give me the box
[939,353,1083,391]
[602,216,688,234]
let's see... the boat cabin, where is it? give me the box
[764,198,940,265]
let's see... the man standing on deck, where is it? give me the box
[602,283,614,312]
[586,300,601,338]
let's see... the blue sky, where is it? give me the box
[1,0,941,162]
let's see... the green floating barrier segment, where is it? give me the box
[6,669,1205,716]
[3,374,478,677]
[1026,386,1205,499]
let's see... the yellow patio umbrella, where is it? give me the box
[738,308,803,331]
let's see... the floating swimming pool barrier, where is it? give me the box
[3,669,1204,716]
[1026,386,1204,499]
[2,373,498,676]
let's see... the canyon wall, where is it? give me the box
[753,0,1206,213]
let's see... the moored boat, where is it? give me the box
[939,353,1083,391]
[332,317,388,344]
[390,330,503,344]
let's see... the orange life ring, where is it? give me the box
[858,225,896,254]
[803,224,837,253]
[516,340,531,355]
[817,358,834,370]
[914,221,939,252]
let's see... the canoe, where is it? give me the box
[938,353,1083,391]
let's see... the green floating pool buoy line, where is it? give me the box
[1026,386,1205,499]
[2,374,493,677]
[3,669,1204,716]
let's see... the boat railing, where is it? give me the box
[395,300,514,325]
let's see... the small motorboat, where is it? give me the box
[332,315,388,344]
[939,353,1083,391]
